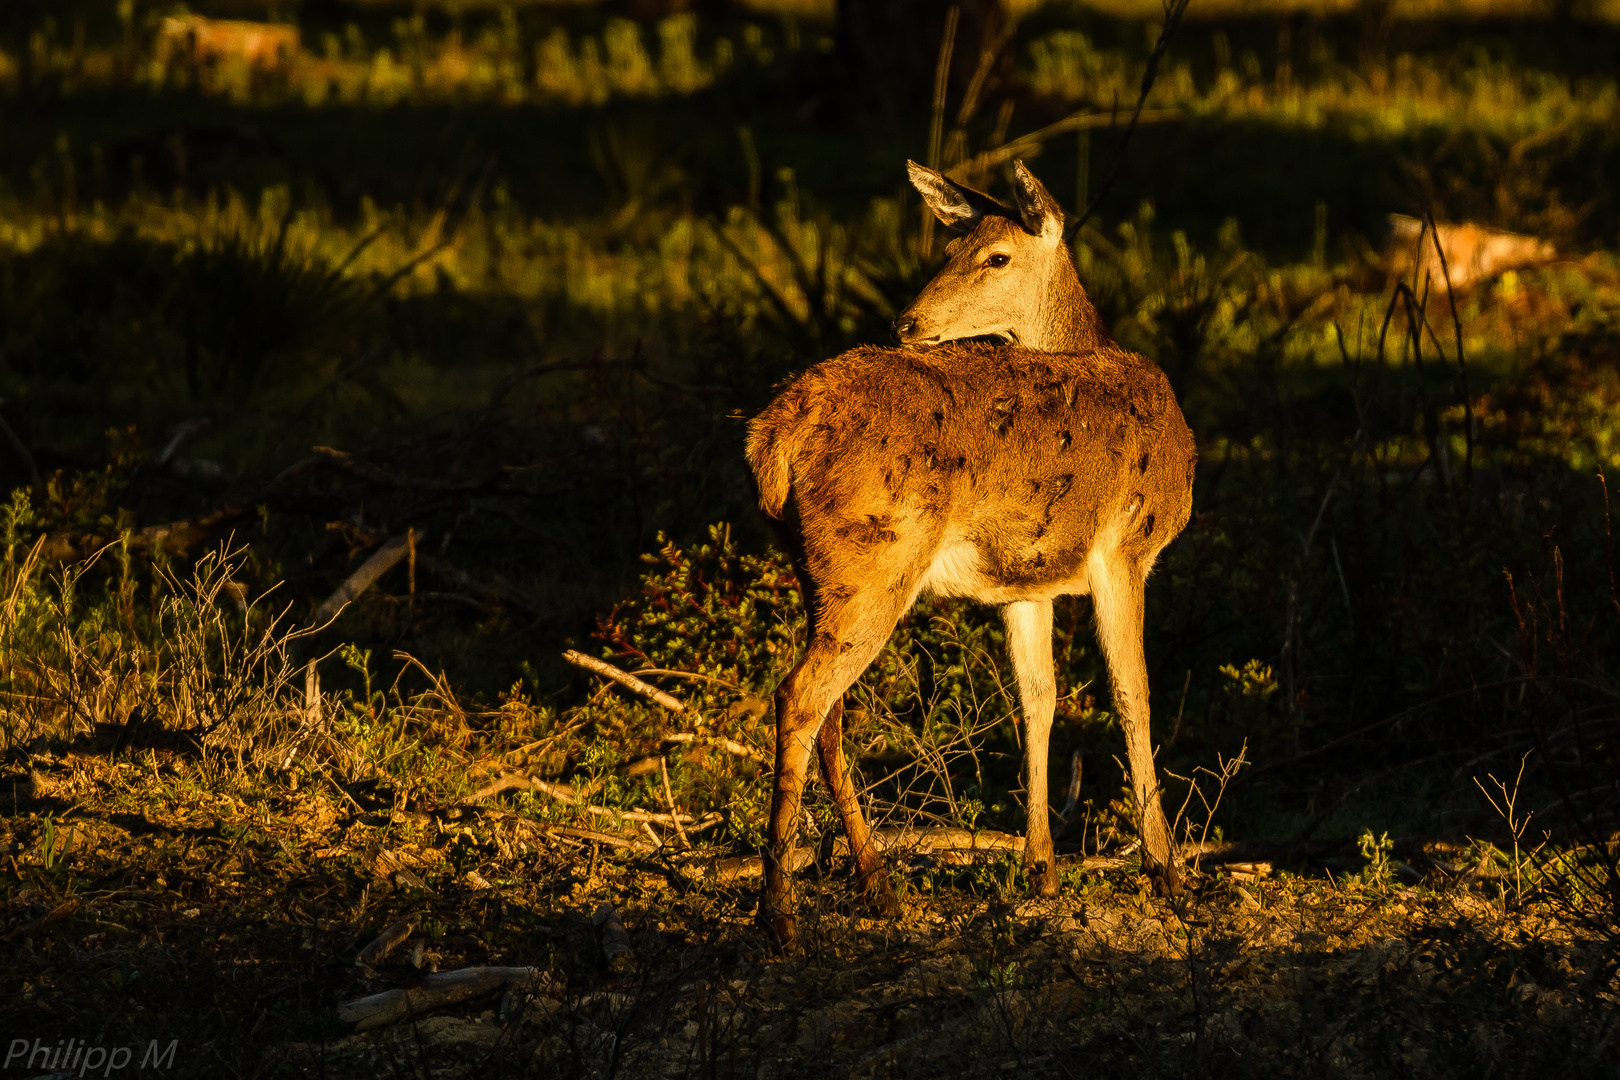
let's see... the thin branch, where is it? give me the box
[562,650,686,713]
[947,109,1178,184]
[660,757,692,849]
[1067,0,1193,237]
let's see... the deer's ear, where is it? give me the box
[907,160,1001,232]
[1012,160,1065,243]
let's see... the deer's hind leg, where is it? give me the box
[816,698,900,914]
[763,587,910,944]
[1004,599,1060,897]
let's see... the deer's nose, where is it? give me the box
[892,315,918,341]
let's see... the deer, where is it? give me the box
[745,160,1195,944]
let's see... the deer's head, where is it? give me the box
[893,160,1105,353]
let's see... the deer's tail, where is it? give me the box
[746,384,817,520]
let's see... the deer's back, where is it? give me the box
[750,342,1195,601]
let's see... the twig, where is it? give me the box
[920,5,962,259]
[1425,210,1474,490]
[562,650,686,713]
[660,757,692,850]
[947,109,1178,184]
[1058,750,1083,826]
[630,668,746,692]
[1068,0,1193,236]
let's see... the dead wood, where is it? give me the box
[357,912,419,967]
[37,453,323,563]
[463,770,697,825]
[659,757,691,849]
[593,903,634,973]
[562,650,687,713]
[309,532,412,628]
[337,966,549,1032]
[336,525,549,620]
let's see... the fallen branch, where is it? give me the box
[660,757,691,850]
[37,453,323,563]
[356,912,419,967]
[550,825,656,852]
[562,650,686,713]
[309,532,412,628]
[337,966,549,1032]
[1068,0,1193,235]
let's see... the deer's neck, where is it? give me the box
[1026,254,1111,353]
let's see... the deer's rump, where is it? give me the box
[747,343,1196,599]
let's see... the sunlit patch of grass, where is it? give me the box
[1023,28,1620,140]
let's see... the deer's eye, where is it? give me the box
[986,253,1011,268]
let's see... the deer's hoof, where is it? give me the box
[1030,870,1061,899]
[1024,855,1060,898]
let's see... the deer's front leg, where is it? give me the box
[1005,599,1059,897]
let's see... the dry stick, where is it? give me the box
[1067,0,1193,237]
[920,4,961,259]
[1058,750,1084,827]
[659,757,692,849]
[38,453,324,563]
[308,532,412,629]
[561,650,686,713]
[947,109,1178,183]
[1424,210,1474,490]
[629,668,745,692]
[357,913,419,968]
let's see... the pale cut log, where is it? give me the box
[562,650,686,713]
[337,966,548,1032]
[357,912,419,967]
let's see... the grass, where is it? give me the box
[2,1,1620,1076]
